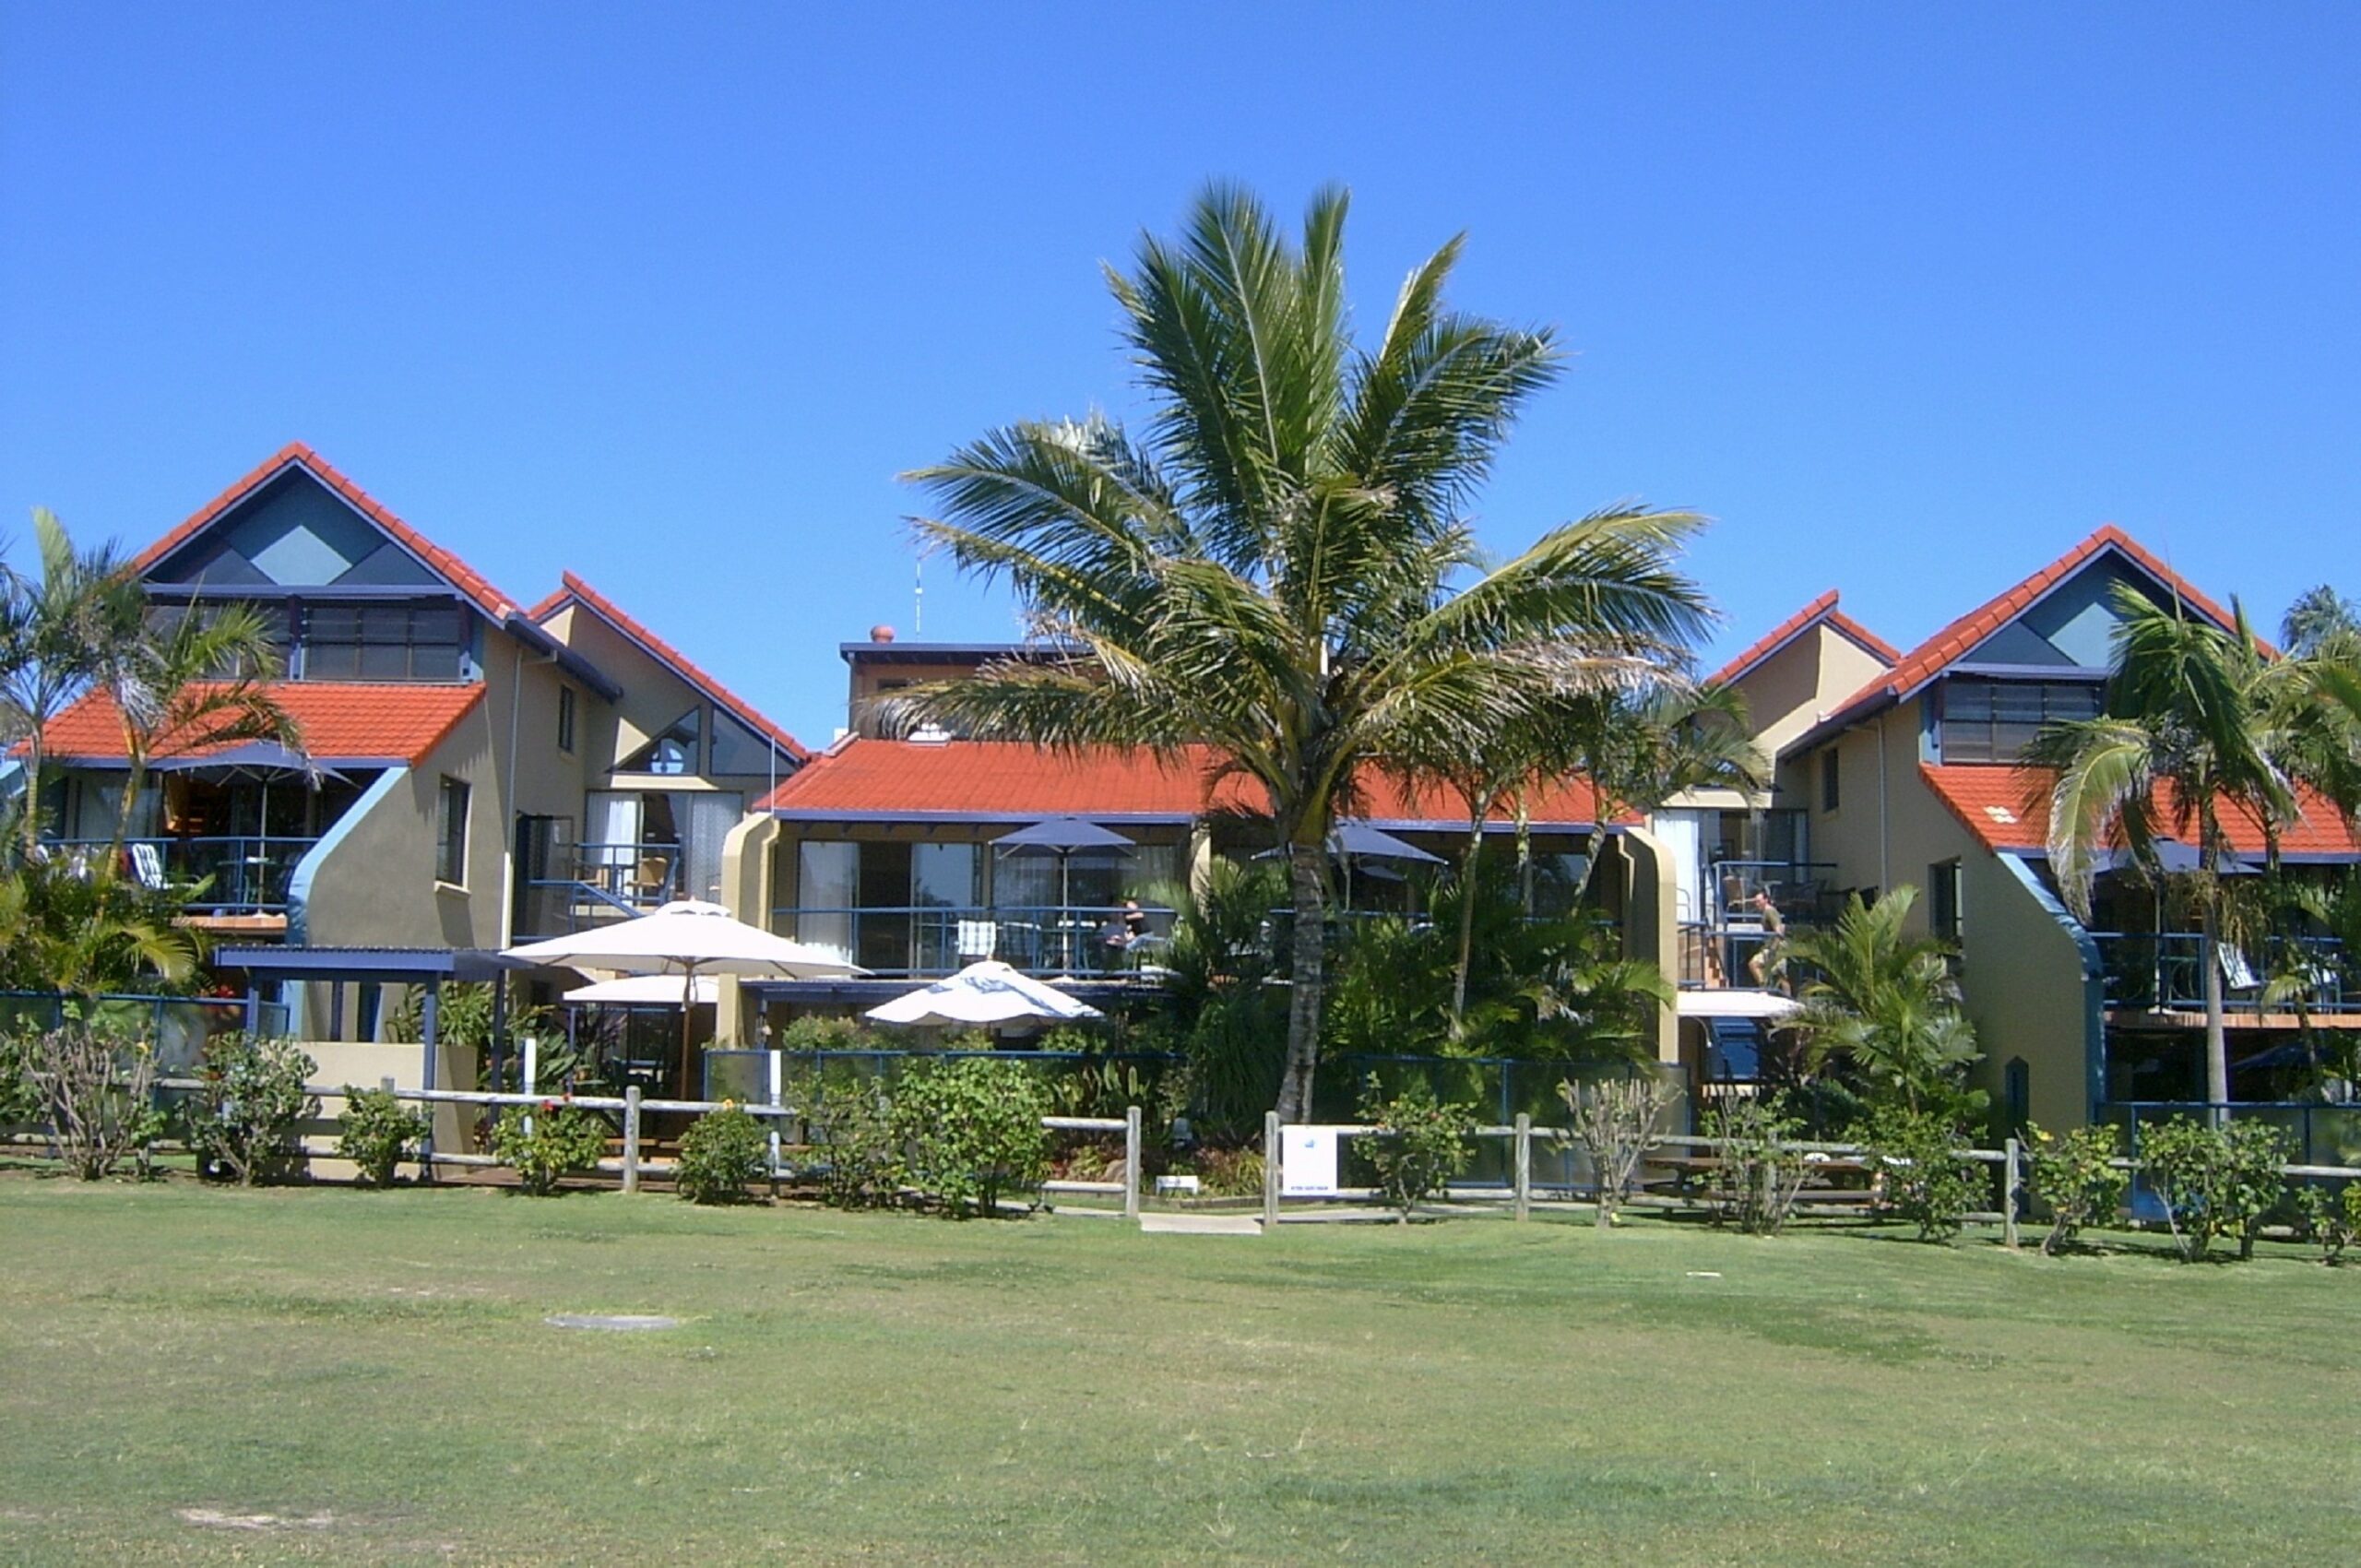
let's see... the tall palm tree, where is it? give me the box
[101,601,300,852]
[2029,585,2295,1111]
[895,184,1714,1121]
[0,510,148,852]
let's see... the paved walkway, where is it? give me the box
[1138,1212,1264,1236]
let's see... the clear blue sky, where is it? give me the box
[5,5,2356,748]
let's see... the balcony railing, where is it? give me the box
[42,836,320,912]
[2092,932,2359,1016]
[1706,860,1840,923]
[767,904,1177,980]
[516,842,684,938]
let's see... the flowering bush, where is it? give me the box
[675,1102,768,1205]
[186,1032,318,1186]
[337,1085,429,1187]
[489,1100,609,1195]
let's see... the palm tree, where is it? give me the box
[896,185,1713,1121]
[2281,585,2359,657]
[101,601,299,852]
[1783,886,1980,1119]
[2029,586,2295,1111]
[0,510,148,852]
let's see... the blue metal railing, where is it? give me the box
[41,836,320,911]
[2090,932,2356,1015]
[765,904,1178,979]
[0,989,292,1073]
[516,842,686,938]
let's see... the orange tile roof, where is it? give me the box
[757,739,1629,827]
[1708,589,1901,687]
[130,444,523,621]
[538,574,806,761]
[1824,526,2249,729]
[36,682,485,768]
[1920,763,2361,860]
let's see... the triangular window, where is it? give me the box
[621,709,701,777]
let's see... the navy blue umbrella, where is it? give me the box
[992,818,1135,934]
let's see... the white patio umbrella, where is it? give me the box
[505,899,862,1092]
[864,959,1103,1029]
[563,973,720,1007]
[1676,989,1801,1021]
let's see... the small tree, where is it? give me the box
[1857,1107,1975,1243]
[18,1017,159,1180]
[2294,1182,2361,1266]
[1357,1075,1474,1223]
[1703,1095,1810,1236]
[185,1032,317,1186]
[2142,1116,2291,1262]
[1560,1074,1673,1229]
[675,1102,769,1205]
[336,1085,429,1188]
[2026,1123,2130,1255]
[489,1101,610,1196]
[890,1059,1050,1218]
[798,1073,901,1210]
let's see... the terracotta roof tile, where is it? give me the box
[1920,763,2361,859]
[129,444,522,621]
[1823,526,2252,728]
[540,574,807,761]
[1708,590,1901,687]
[34,682,485,768]
[756,739,1629,827]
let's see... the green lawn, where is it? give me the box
[1,1177,2354,1566]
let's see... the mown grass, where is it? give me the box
[0,1174,2355,1565]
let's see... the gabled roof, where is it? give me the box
[132,444,524,621]
[35,682,486,769]
[1920,763,2361,861]
[1807,526,2250,743]
[756,738,1629,828]
[1707,589,1901,687]
[536,573,806,762]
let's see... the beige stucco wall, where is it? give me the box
[292,1039,479,1175]
[538,601,787,796]
[1610,826,1681,1064]
[1733,623,1895,762]
[713,814,781,1044]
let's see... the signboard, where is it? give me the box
[1280,1124,1339,1195]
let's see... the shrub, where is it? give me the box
[489,1101,610,1195]
[889,1058,1050,1218]
[1193,1144,1265,1198]
[337,1085,429,1188]
[1560,1075,1674,1229]
[1857,1107,1975,1243]
[2293,1182,2361,1266]
[2026,1123,2129,1255]
[16,1019,161,1180]
[676,1103,769,1205]
[2142,1117,2292,1263]
[184,1032,319,1186]
[0,1032,40,1127]
[1703,1095,1810,1236]
[777,1015,882,1052]
[1357,1075,1474,1223]
[799,1074,900,1209]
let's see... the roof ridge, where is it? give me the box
[551,572,808,761]
[1709,588,1900,687]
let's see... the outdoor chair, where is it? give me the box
[955,919,998,962]
[129,842,168,891]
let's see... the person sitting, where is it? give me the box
[1101,899,1150,951]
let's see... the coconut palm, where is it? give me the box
[896,184,1713,1121]
[101,601,300,852]
[2281,585,2360,657]
[0,510,149,851]
[2028,586,2296,1111]
[1783,886,1981,1120]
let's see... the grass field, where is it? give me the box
[1,1175,2355,1566]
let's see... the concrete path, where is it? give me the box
[1138,1212,1264,1236]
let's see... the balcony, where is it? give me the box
[2093,932,2360,1016]
[768,903,1177,980]
[43,836,319,913]
[515,842,685,939]
[1676,860,1836,988]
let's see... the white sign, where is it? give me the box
[1280,1125,1339,1195]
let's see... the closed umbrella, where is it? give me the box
[865,959,1104,1029]
[505,900,862,1094]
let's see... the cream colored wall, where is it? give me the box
[713,814,781,1044]
[1614,826,1681,1064]
[540,602,782,793]
[1733,624,1894,760]
[293,1039,479,1173]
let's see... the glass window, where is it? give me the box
[435,777,469,885]
[621,710,701,776]
[301,600,467,682]
[1819,749,1840,813]
[911,843,979,909]
[1929,859,1963,941]
[1940,677,2103,763]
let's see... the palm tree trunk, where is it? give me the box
[2201,894,2229,1121]
[19,729,44,855]
[1450,825,1481,1030]
[1275,842,1327,1124]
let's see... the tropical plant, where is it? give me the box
[1857,1106,1975,1243]
[1356,1074,1474,1222]
[99,601,298,852]
[893,184,1713,1123]
[2030,586,2296,1111]
[1783,886,1983,1123]
[184,1031,317,1186]
[2140,1115,2290,1263]
[2293,1181,2361,1265]
[2025,1122,2130,1255]
[796,1072,900,1209]
[336,1084,429,1187]
[1144,858,1288,1136]
[385,980,561,1087]
[1560,1073,1674,1229]
[1702,1094,1811,1236]
[889,1057,1050,1218]
[2281,585,2359,657]
[15,1016,160,1180]
[0,852,204,1001]
[488,1100,610,1195]
[675,1102,769,1204]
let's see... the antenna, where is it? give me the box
[914,554,924,636]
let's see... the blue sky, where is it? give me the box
[4,5,2356,748]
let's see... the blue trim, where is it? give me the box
[286,765,410,946]
[1998,851,2106,1123]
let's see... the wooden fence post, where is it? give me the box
[1263,1111,1280,1230]
[621,1086,642,1195]
[1124,1105,1142,1221]
[2001,1136,2022,1249]
[1513,1112,1532,1222]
